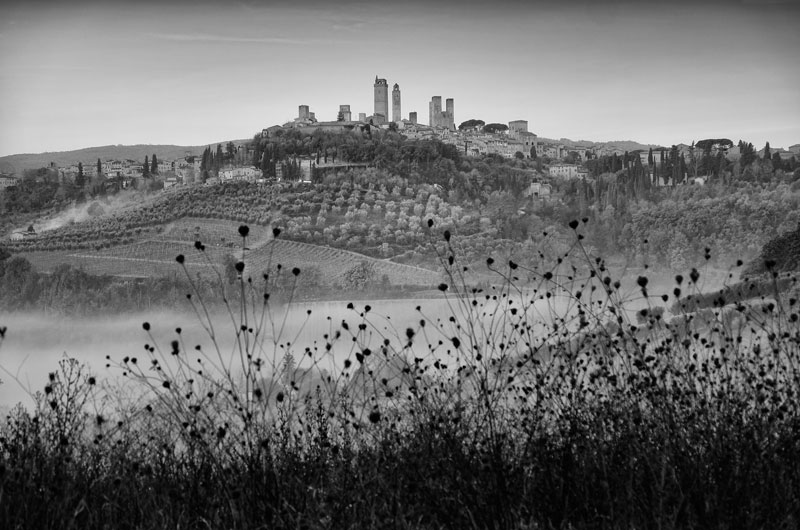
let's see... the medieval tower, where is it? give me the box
[445,98,454,130]
[392,83,401,123]
[429,96,442,127]
[429,96,454,130]
[374,76,389,123]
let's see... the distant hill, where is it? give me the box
[537,138,664,152]
[0,140,252,173]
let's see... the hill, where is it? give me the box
[536,137,664,151]
[0,140,252,172]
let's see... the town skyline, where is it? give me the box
[1,0,799,157]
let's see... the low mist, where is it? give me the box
[14,189,148,235]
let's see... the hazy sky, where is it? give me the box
[1,0,798,156]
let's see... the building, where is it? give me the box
[392,83,401,123]
[298,105,310,120]
[508,120,528,137]
[519,132,538,159]
[157,161,173,174]
[429,96,455,130]
[220,166,259,182]
[291,105,317,126]
[429,96,441,127]
[339,104,352,122]
[358,112,367,122]
[0,174,17,189]
[445,98,454,130]
[524,181,552,199]
[262,125,283,138]
[549,163,581,179]
[374,76,389,124]
[409,112,417,124]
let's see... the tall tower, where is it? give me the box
[298,105,310,120]
[392,83,401,123]
[374,76,388,123]
[445,98,454,130]
[429,96,442,127]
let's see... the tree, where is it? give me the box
[96,158,102,176]
[739,141,757,167]
[75,162,85,189]
[343,260,376,290]
[530,146,537,160]
[260,150,271,178]
[483,123,509,134]
[514,151,524,160]
[215,144,224,171]
[647,147,654,167]
[151,154,158,175]
[458,119,485,131]
[771,151,782,169]
[143,156,150,179]
[763,141,771,161]
[679,155,687,183]
[337,111,345,122]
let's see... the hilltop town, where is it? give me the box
[3,75,797,195]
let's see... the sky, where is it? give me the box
[0,0,798,157]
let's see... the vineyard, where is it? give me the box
[246,239,441,287]
[20,230,440,287]
[20,240,221,279]
[155,217,273,248]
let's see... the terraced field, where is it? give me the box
[246,239,440,286]
[154,218,273,248]
[21,240,222,278]
[20,217,441,287]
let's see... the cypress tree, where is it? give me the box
[143,156,150,178]
[772,151,782,169]
[76,162,85,188]
[215,144,223,172]
[679,155,687,183]
[763,142,771,161]
[151,154,158,175]
[96,158,102,176]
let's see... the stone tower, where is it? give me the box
[445,98,454,130]
[429,96,442,127]
[392,83,401,123]
[374,76,388,124]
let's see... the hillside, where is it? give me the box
[0,140,251,172]
[537,137,664,151]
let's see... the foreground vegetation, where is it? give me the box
[1,222,799,529]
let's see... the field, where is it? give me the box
[246,238,441,286]
[19,217,441,287]
[154,217,274,248]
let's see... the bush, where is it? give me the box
[2,222,799,529]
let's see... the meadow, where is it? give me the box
[2,220,799,529]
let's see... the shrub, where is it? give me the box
[1,222,799,529]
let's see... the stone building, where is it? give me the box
[392,83,401,123]
[373,76,388,123]
[429,96,455,130]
